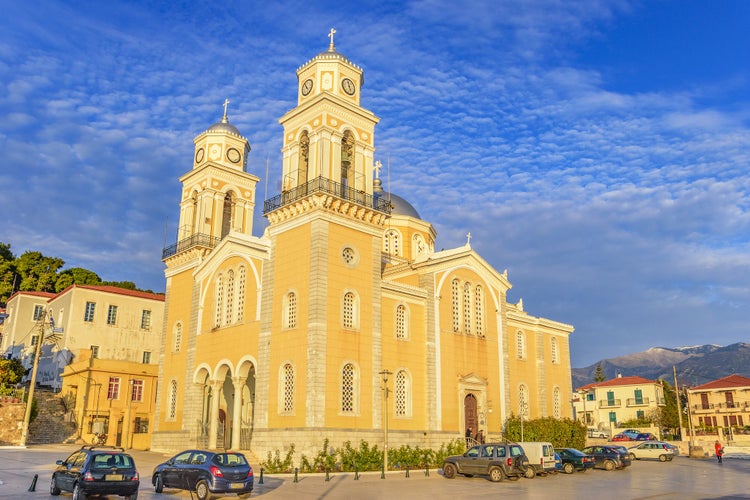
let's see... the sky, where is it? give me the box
[2,0,749,368]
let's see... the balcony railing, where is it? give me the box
[263,176,393,215]
[162,232,221,260]
[599,399,621,409]
[626,397,650,407]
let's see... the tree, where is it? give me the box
[0,242,18,303]
[15,251,64,293]
[55,267,102,292]
[594,363,606,382]
[0,358,26,387]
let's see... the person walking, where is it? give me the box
[465,427,473,446]
[714,440,724,464]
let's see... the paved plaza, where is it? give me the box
[0,444,748,499]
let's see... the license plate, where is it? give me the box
[105,474,123,481]
[229,482,244,489]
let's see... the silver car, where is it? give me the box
[627,441,674,462]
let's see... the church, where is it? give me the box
[151,32,574,458]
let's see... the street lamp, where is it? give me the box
[379,370,392,475]
[581,389,589,426]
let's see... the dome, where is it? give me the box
[206,121,242,136]
[373,178,421,219]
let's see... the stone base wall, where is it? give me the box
[152,427,461,464]
[0,403,25,445]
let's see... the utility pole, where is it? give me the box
[20,311,50,447]
[673,366,684,440]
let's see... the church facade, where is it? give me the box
[151,35,574,457]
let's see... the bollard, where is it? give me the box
[325,468,330,482]
[381,464,385,479]
[294,467,299,483]
[425,465,429,476]
[28,474,38,492]
[354,466,359,480]
[405,465,410,478]
[258,467,264,485]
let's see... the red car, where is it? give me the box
[611,433,633,442]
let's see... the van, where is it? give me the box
[517,442,556,474]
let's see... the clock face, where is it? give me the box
[301,78,313,96]
[342,78,356,96]
[195,148,205,164]
[226,147,241,163]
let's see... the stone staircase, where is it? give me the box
[28,388,78,444]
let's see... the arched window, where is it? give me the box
[341,363,357,413]
[281,363,295,414]
[284,292,297,329]
[516,331,526,359]
[519,384,529,419]
[237,266,246,322]
[395,304,408,339]
[395,370,410,417]
[451,279,461,333]
[173,322,182,353]
[553,386,561,418]
[463,282,472,334]
[474,285,484,337]
[384,229,401,256]
[298,131,309,186]
[225,269,235,325]
[221,191,236,238]
[168,379,178,421]
[215,274,224,328]
[551,337,558,364]
[342,292,358,329]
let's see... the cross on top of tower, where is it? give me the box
[328,28,336,51]
[222,98,230,123]
[374,160,383,179]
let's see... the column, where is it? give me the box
[208,381,222,449]
[231,376,244,450]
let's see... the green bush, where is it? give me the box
[503,416,586,450]
[260,443,295,473]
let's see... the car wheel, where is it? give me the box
[489,466,505,482]
[195,480,212,500]
[659,454,667,462]
[604,460,615,471]
[442,463,456,479]
[524,467,536,479]
[127,492,138,500]
[49,475,61,496]
[629,453,636,460]
[563,463,574,474]
[72,483,85,500]
[154,473,164,493]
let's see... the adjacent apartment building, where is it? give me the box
[574,375,666,430]
[687,374,750,441]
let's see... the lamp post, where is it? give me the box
[379,370,392,474]
[581,389,588,426]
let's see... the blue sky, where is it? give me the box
[2,0,749,367]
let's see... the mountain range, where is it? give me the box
[571,342,750,390]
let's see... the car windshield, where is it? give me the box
[560,448,585,457]
[92,453,134,469]
[212,453,248,467]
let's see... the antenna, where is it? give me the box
[264,156,269,202]
[387,154,391,204]
[163,216,168,247]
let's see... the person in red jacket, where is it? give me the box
[714,440,724,464]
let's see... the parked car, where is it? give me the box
[553,452,563,473]
[518,442,557,475]
[587,427,611,439]
[635,432,657,441]
[581,445,631,471]
[604,445,632,467]
[555,448,596,474]
[50,445,139,500]
[620,429,641,439]
[665,443,680,456]
[628,442,674,462]
[442,443,533,482]
[152,450,253,500]
[611,433,633,442]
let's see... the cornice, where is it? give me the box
[265,193,389,228]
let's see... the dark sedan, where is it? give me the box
[555,448,596,474]
[50,446,139,500]
[152,450,253,500]
[581,445,630,471]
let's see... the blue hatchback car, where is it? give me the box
[152,450,253,500]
